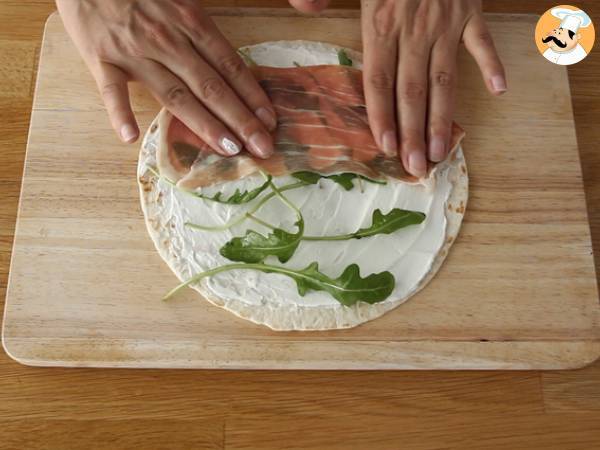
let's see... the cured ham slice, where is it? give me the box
[156,65,465,189]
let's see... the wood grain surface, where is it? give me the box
[4,7,599,369]
[1,0,600,448]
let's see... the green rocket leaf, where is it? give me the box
[220,218,304,264]
[289,171,323,185]
[147,165,272,205]
[302,208,426,241]
[291,171,386,191]
[164,261,395,306]
[220,174,305,263]
[279,262,394,306]
[204,176,272,205]
[353,208,426,239]
[337,49,353,67]
[326,173,358,190]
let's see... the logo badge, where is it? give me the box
[535,5,595,65]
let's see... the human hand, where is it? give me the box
[361,0,507,176]
[56,0,279,158]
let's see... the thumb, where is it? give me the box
[288,0,330,14]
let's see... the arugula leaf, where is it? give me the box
[164,261,395,306]
[220,174,306,263]
[326,173,357,190]
[231,207,425,242]
[202,176,272,205]
[289,171,323,185]
[291,171,386,191]
[220,218,304,263]
[303,208,425,241]
[185,180,308,232]
[285,262,394,305]
[353,208,426,239]
[147,166,272,205]
[338,49,353,67]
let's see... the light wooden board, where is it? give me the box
[2,9,600,369]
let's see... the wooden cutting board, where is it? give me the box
[3,9,600,369]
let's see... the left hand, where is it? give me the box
[361,0,507,176]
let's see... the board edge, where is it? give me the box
[3,337,600,370]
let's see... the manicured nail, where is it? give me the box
[255,107,277,131]
[219,136,241,156]
[408,151,427,177]
[491,75,507,93]
[120,123,138,143]
[428,136,446,162]
[248,131,274,158]
[381,130,398,157]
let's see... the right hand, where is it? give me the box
[360,0,506,176]
[56,0,277,158]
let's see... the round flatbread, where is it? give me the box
[138,41,468,331]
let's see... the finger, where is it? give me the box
[94,63,139,143]
[156,44,274,158]
[132,59,243,157]
[397,43,429,177]
[288,0,331,13]
[427,38,458,162]
[463,14,507,95]
[361,2,399,158]
[176,10,277,131]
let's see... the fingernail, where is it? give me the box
[408,151,427,177]
[428,136,446,162]
[381,130,398,157]
[219,136,241,156]
[120,124,138,143]
[255,107,277,131]
[248,131,274,158]
[491,75,507,93]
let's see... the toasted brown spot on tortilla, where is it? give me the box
[151,123,158,133]
[460,164,467,174]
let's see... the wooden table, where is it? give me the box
[1,1,599,448]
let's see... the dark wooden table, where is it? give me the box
[1,1,599,448]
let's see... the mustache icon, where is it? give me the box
[542,35,568,48]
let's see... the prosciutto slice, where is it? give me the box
[157,65,465,189]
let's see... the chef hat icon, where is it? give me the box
[551,7,592,33]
